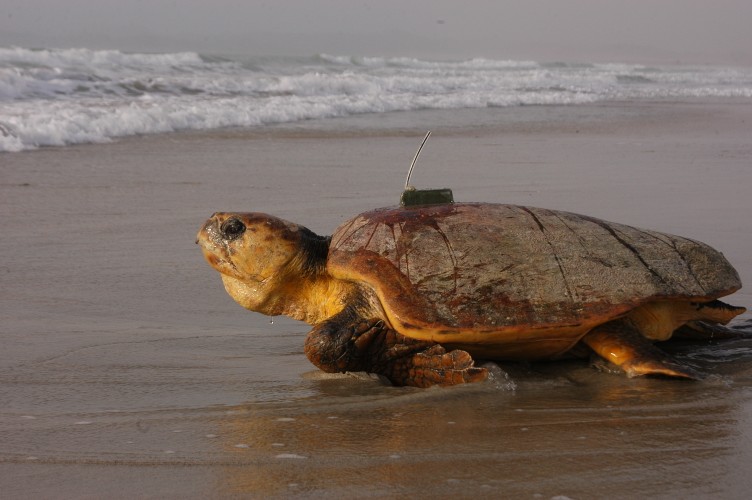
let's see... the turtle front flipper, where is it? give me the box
[304,312,488,388]
[582,320,702,379]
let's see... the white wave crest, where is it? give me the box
[0,46,206,69]
[317,53,539,70]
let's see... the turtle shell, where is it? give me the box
[328,203,741,358]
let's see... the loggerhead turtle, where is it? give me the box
[197,202,746,387]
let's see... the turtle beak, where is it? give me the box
[198,214,248,280]
[196,214,222,250]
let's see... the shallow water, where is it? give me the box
[1,102,752,498]
[2,335,751,498]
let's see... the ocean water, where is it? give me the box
[2,46,752,152]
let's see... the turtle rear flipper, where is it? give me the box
[304,312,488,388]
[674,320,747,340]
[582,320,702,379]
[692,299,747,324]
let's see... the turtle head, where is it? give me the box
[197,212,330,318]
[197,212,307,283]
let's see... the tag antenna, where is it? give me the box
[405,131,431,190]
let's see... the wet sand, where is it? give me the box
[1,100,752,498]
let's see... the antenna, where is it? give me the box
[400,131,454,207]
[405,131,432,190]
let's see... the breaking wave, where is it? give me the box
[2,47,751,152]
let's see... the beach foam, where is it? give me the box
[1,47,751,152]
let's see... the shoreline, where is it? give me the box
[62,97,752,140]
[3,98,752,155]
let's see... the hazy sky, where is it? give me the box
[2,0,751,64]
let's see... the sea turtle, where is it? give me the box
[197,202,746,387]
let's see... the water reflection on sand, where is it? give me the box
[212,345,752,498]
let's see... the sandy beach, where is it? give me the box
[2,99,752,498]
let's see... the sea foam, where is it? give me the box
[1,47,751,152]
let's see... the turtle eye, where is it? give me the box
[220,218,246,240]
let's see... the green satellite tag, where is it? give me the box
[400,188,454,206]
